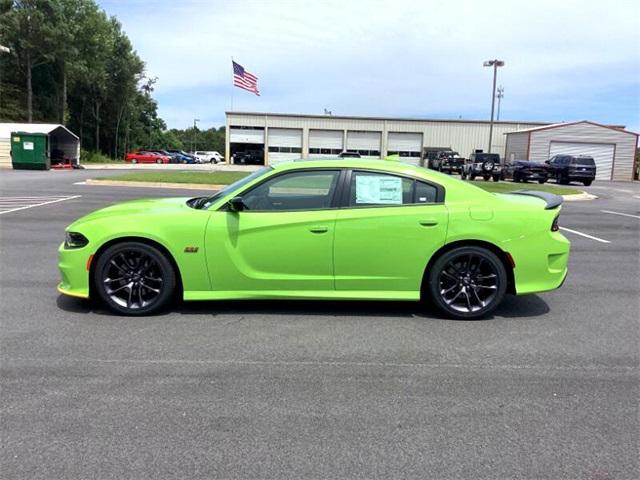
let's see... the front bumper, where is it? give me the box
[57,242,91,299]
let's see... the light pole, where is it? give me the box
[496,86,504,121]
[192,118,200,153]
[0,45,9,113]
[483,59,504,153]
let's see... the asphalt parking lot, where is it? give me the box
[1,168,638,480]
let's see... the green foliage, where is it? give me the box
[80,149,118,163]
[0,0,175,158]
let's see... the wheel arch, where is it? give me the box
[421,240,516,297]
[88,236,184,300]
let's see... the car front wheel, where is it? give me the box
[426,246,507,320]
[94,241,176,316]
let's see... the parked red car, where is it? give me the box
[124,151,170,164]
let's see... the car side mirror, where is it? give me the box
[227,196,246,212]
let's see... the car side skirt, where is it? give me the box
[183,290,421,302]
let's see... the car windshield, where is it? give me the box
[572,157,595,166]
[190,167,273,210]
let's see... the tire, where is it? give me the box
[492,174,500,182]
[93,241,176,316]
[425,246,507,320]
[583,180,592,186]
[556,172,568,185]
[538,179,547,184]
[469,173,476,181]
[513,173,520,183]
[131,159,137,164]
[461,171,467,180]
[483,175,491,181]
[156,159,162,164]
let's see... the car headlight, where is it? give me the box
[64,231,89,249]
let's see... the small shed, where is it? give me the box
[504,121,638,181]
[0,123,80,169]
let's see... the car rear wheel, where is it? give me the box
[426,246,507,320]
[131,159,137,164]
[94,242,176,316]
[156,159,162,164]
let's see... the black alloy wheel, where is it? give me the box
[94,242,176,316]
[426,246,507,319]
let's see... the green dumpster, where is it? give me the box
[11,132,50,170]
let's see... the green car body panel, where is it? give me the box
[58,160,570,303]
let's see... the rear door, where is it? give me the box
[333,170,448,295]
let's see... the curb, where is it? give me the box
[84,179,224,190]
[562,192,598,201]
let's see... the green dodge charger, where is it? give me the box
[58,160,570,319]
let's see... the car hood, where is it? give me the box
[68,197,193,228]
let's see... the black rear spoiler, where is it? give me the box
[508,190,563,209]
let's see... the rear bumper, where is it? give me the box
[512,231,571,295]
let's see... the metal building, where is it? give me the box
[226,112,547,166]
[505,121,638,181]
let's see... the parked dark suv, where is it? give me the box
[546,155,596,186]
[461,151,502,181]
[433,151,465,174]
[233,150,264,165]
[503,160,548,184]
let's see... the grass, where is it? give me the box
[95,171,249,185]
[94,171,584,195]
[467,180,582,196]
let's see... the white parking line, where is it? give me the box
[601,210,640,220]
[0,195,81,215]
[559,226,611,244]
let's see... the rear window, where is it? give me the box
[475,154,500,162]
[571,157,595,166]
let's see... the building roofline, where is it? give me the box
[504,120,634,136]
[226,111,552,126]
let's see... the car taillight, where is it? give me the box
[551,215,559,232]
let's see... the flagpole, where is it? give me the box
[230,56,234,112]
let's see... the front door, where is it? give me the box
[333,170,448,295]
[205,169,342,293]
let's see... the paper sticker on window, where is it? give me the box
[23,141,34,150]
[355,175,402,204]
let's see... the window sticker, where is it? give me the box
[355,175,402,204]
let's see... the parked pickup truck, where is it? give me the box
[433,151,465,174]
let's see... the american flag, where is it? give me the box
[232,61,260,96]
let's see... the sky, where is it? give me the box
[98,0,640,132]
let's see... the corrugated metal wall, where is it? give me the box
[0,140,11,168]
[504,132,529,162]
[528,123,637,181]
[227,113,543,161]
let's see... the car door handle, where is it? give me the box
[309,226,329,233]
[419,219,439,227]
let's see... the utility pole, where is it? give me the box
[483,59,504,153]
[496,86,504,121]
[192,118,200,153]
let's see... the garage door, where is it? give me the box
[309,130,343,157]
[229,127,264,144]
[549,142,614,180]
[387,132,423,166]
[268,128,302,165]
[346,131,381,158]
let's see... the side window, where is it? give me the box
[241,170,340,211]
[348,171,438,206]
